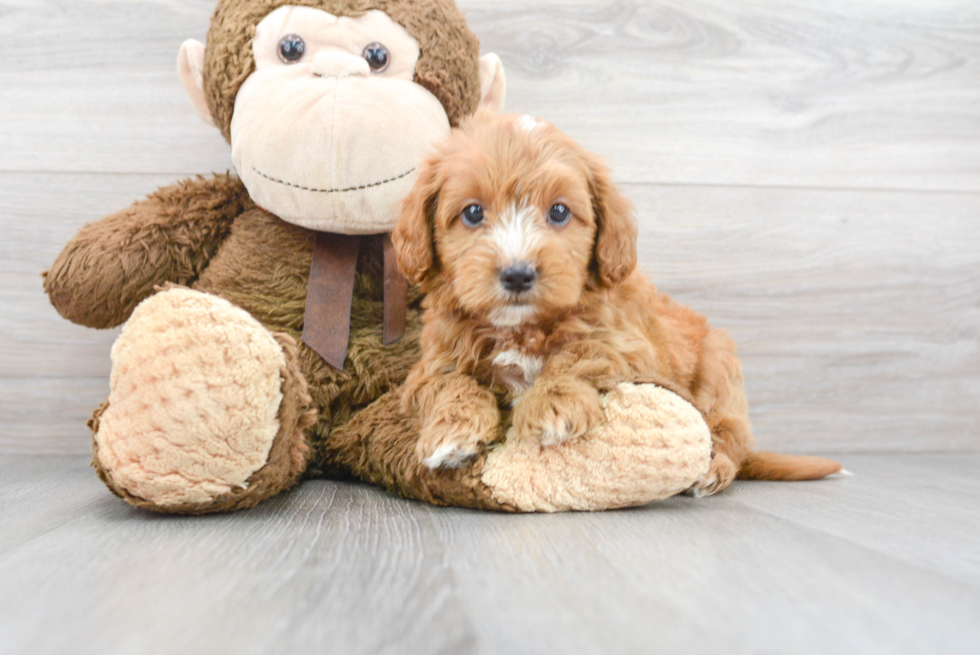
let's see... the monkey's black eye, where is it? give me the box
[278,35,306,63]
[362,42,390,72]
[548,203,572,226]
[461,204,484,227]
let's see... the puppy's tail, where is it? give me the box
[737,451,845,481]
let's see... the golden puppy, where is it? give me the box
[392,111,841,496]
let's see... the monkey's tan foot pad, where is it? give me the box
[481,383,711,512]
[92,287,310,512]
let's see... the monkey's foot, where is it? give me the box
[91,287,315,514]
[481,383,712,511]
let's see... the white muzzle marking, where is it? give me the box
[491,202,540,266]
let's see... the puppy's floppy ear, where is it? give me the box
[587,153,637,286]
[393,158,442,285]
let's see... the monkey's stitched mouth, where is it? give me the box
[251,166,416,194]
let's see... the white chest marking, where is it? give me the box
[489,304,536,327]
[492,349,544,392]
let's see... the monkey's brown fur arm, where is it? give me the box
[44,173,253,329]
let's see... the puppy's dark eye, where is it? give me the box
[548,203,571,226]
[461,204,484,227]
[278,35,306,63]
[362,42,390,72]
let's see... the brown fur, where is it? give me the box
[204,0,482,141]
[394,112,841,492]
[190,210,428,475]
[74,193,444,513]
[43,174,253,329]
[324,389,515,510]
[738,451,845,481]
[44,0,495,514]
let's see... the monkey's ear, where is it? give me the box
[392,160,442,285]
[177,39,215,125]
[587,153,637,287]
[478,53,506,113]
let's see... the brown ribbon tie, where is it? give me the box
[302,232,406,370]
[382,234,408,346]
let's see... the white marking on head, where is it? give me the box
[489,304,537,327]
[517,114,542,134]
[490,202,540,265]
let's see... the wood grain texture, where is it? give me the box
[2,0,979,454]
[1,453,978,655]
[3,4,978,654]
[466,0,980,191]
[2,0,978,189]
[5,174,976,454]
[632,184,980,454]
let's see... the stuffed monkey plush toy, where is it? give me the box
[44,0,720,515]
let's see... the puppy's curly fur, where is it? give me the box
[393,111,838,495]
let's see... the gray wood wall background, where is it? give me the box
[1,0,977,455]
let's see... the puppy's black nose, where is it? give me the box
[499,264,537,293]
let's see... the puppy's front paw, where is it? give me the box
[416,404,501,470]
[688,452,738,497]
[512,378,602,447]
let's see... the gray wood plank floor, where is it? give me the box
[1,453,978,655]
[2,3,978,653]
